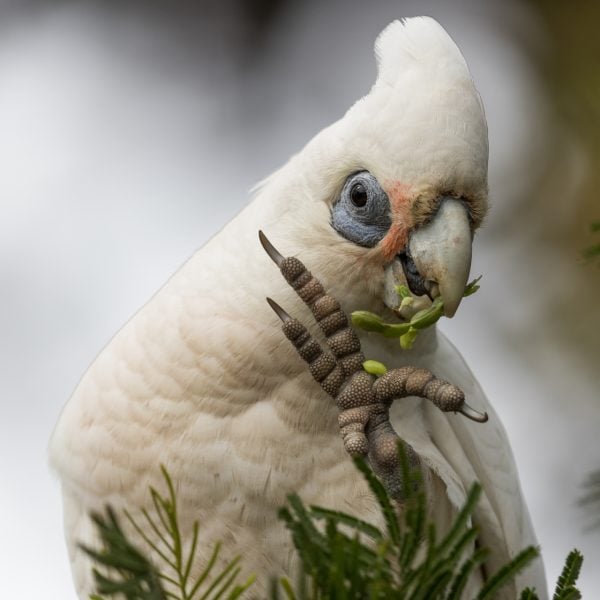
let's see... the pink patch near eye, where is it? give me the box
[380,181,413,261]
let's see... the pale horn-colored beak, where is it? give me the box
[409,198,472,318]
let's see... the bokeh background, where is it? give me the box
[1,0,598,597]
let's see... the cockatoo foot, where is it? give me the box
[259,231,487,502]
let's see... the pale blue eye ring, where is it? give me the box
[331,171,392,247]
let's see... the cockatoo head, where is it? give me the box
[259,17,488,319]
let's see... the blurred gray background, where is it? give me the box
[1,0,599,597]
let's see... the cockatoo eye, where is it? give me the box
[331,171,391,247]
[349,183,368,207]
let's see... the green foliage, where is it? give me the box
[351,277,481,351]
[518,549,583,600]
[477,547,539,600]
[553,550,584,600]
[81,506,166,600]
[83,460,584,599]
[276,448,539,600]
[82,466,255,600]
[582,221,600,261]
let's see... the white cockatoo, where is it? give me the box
[51,16,547,599]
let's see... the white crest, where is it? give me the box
[375,17,469,87]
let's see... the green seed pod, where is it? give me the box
[400,327,419,349]
[400,296,414,310]
[395,284,412,299]
[362,360,388,377]
[352,311,411,338]
[381,322,412,338]
[351,311,385,333]
[463,276,482,297]
[431,296,444,309]
[410,306,442,330]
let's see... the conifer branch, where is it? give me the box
[82,466,255,600]
[83,457,584,599]
[277,445,543,599]
[476,546,540,599]
[553,549,583,600]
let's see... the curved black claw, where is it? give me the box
[259,230,285,267]
[266,297,292,322]
[459,402,489,423]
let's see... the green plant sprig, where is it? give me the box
[276,444,546,600]
[81,466,255,600]
[83,461,583,600]
[351,276,481,353]
[582,221,600,262]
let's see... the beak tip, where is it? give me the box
[441,298,460,319]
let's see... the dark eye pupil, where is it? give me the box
[350,183,368,207]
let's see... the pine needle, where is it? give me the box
[353,456,401,546]
[446,548,489,600]
[553,549,584,600]
[476,546,540,599]
[80,506,167,600]
[309,506,383,541]
[83,466,254,600]
[519,588,540,600]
